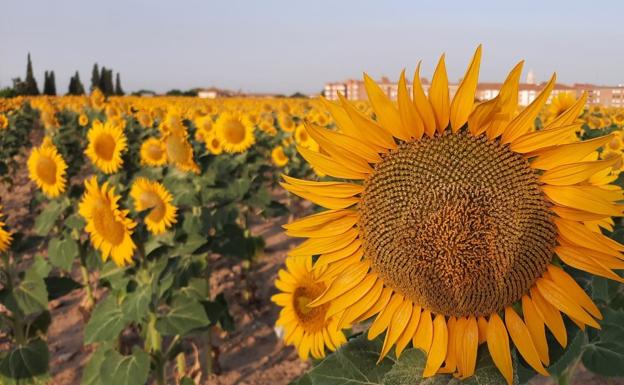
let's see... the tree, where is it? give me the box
[114,72,124,96]
[67,71,86,95]
[49,71,57,96]
[98,67,114,96]
[43,71,56,96]
[24,53,39,95]
[91,63,100,92]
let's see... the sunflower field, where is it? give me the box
[1,48,624,385]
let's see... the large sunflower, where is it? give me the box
[271,256,347,360]
[79,176,136,266]
[0,206,12,253]
[279,46,624,383]
[27,137,68,198]
[214,112,256,153]
[130,178,177,235]
[84,120,128,174]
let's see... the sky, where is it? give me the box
[1,0,623,95]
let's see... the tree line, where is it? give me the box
[0,53,124,97]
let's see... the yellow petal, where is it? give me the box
[412,62,437,137]
[505,307,549,376]
[285,212,358,238]
[395,304,421,358]
[510,124,580,153]
[284,208,353,230]
[339,279,384,328]
[530,134,614,170]
[368,293,404,340]
[423,314,448,377]
[326,273,378,319]
[545,93,587,128]
[305,120,382,163]
[316,240,362,267]
[541,157,621,186]
[429,54,450,133]
[530,287,567,347]
[555,218,624,257]
[468,97,499,137]
[535,278,600,328]
[487,61,524,139]
[438,317,457,374]
[364,73,411,141]
[398,70,424,140]
[355,287,393,323]
[413,310,434,353]
[288,228,359,257]
[338,93,396,150]
[522,295,550,365]
[502,73,556,144]
[450,45,482,132]
[552,206,609,221]
[309,260,370,306]
[304,122,373,174]
[477,316,488,345]
[458,316,478,378]
[543,185,623,217]
[378,297,413,362]
[546,265,602,319]
[487,314,514,385]
[296,145,368,180]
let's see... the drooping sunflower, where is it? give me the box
[84,119,128,174]
[27,137,68,198]
[164,130,200,174]
[271,256,347,360]
[214,112,256,153]
[78,113,89,127]
[78,176,136,266]
[280,46,624,383]
[0,114,8,129]
[272,146,289,167]
[0,206,12,253]
[206,133,223,155]
[130,178,177,235]
[140,137,168,167]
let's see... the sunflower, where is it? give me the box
[78,113,89,127]
[206,133,223,155]
[140,137,168,167]
[164,131,200,173]
[0,114,8,129]
[85,119,127,174]
[547,92,576,121]
[294,125,319,151]
[272,145,289,167]
[130,178,177,235]
[214,112,256,153]
[27,137,68,198]
[0,207,12,253]
[272,256,347,360]
[279,46,624,383]
[79,176,136,266]
[613,112,624,126]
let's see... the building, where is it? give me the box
[197,87,235,99]
[325,76,624,107]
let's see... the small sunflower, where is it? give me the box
[27,137,68,198]
[85,120,127,174]
[140,138,168,167]
[0,206,12,253]
[214,112,256,153]
[164,131,200,173]
[130,178,177,235]
[206,133,223,155]
[79,176,136,266]
[78,113,89,127]
[272,256,348,360]
[280,46,624,383]
[0,114,8,129]
[547,92,576,121]
[271,146,289,167]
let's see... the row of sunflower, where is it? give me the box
[0,92,330,384]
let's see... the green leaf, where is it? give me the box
[81,346,109,385]
[84,296,127,344]
[582,308,624,377]
[0,338,49,380]
[547,328,586,378]
[48,237,78,271]
[306,334,395,385]
[14,267,48,316]
[34,200,67,236]
[180,277,208,300]
[382,346,515,385]
[44,276,82,300]
[121,285,152,323]
[100,347,150,385]
[156,294,210,336]
[64,214,86,230]
[202,293,234,332]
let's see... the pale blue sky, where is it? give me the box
[1,0,623,94]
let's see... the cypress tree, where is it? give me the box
[49,71,56,96]
[43,71,50,95]
[114,73,124,96]
[91,63,100,92]
[68,75,76,95]
[74,71,85,95]
[25,53,40,95]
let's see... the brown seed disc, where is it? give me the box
[359,133,556,317]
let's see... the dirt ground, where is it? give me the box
[1,150,623,385]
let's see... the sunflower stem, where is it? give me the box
[558,357,580,385]
[79,264,94,310]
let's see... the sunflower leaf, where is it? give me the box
[99,347,150,385]
[582,308,624,377]
[155,294,210,336]
[0,338,49,382]
[84,295,127,344]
